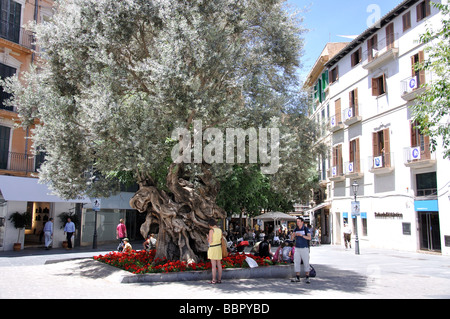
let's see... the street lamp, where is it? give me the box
[352,180,360,255]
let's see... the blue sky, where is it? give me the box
[287,0,403,81]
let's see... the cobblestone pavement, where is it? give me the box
[1,243,449,299]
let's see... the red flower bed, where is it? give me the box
[93,250,284,274]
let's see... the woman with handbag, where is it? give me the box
[207,219,223,284]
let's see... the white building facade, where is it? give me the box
[307,0,450,255]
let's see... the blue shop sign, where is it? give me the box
[414,200,438,212]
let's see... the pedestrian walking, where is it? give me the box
[290,217,311,283]
[343,223,352,249]
[43,218,53,250]
[116,218,127,252]
[64,217,76,249]
[207,219,223,284]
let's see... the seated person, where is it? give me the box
[122,238,133,253]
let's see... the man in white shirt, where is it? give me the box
[64,217,76,249]
[43,218,53,250]
[343,223,352,249]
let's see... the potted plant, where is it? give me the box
[8,212,31,251]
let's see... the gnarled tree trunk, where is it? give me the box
[129,163,225,263]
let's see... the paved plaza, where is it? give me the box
[0,243,449,299]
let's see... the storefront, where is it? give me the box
[0,175,87,251]
[415,200,441,253]
[80,192,139,246]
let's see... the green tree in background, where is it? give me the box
[413,2,450,158]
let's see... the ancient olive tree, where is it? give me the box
[3,0,320,263]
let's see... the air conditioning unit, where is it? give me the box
[373,156,383,168]
[346,108,353,120]
[410,146,421,160]
[348,162,354,173]
[407,76,418,93]
[330,116,336,127]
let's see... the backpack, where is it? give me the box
[309,265,316,277]
[259,241,270,257]
[221,236,228,258]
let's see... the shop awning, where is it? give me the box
[0,175,89,203]
[306,202,330,214]
[253,211,298,221]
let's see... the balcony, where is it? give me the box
[343,107,362,126]
[368,152,394,174]
[0,20,34,50]
[318,170,328,186]
[0,151,43,173]
[403,144,436,168]
[344,160,364,179]
[362,33,399,71]
[329,115,344,132]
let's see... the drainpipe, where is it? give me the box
[31,0,38,64]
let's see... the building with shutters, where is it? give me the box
[0,0,141,251]
[305,0,450,255]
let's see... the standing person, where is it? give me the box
[343,223,352,249]
[116,218,127,251]
[290,217,311,283]
[43,218,53,250]
[64,217,76,249]
[207,219,223,284]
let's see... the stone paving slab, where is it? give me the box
[1,244,450,299]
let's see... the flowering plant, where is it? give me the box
[94,250,285,274]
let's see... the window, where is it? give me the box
[349,138,360,173]
[403,11,411,31]
[351,48,362,67]
[367,34,378,62]
[411,51,425,87]
[416,172,437,196]
[371,74,386,96]
[0,62,16,110]
[0,125,11,170]
[332,144,343,176]
[334,98,342,124]
[329,66,339,84]
[372,128,391,168]
[317,78,323,103]
[349,88,358,117]
[417,0,431,22]
[321,71,329,91]
[386,23,394,49]
[0,0,22,44]
[410,120,431,159]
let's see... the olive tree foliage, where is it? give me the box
[3,0,321,262]
[413,2,450,158]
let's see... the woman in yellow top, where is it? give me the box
[207,219,223,284]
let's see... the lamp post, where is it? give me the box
[352,180,360,255]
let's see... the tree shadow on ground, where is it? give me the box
[54,260,367,296]
[138,264,368,296]
[53,258,126,280]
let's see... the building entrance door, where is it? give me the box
[418,211,441,252]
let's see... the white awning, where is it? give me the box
[0,175,89,203]
[253,211,298,221]
[306,202,330,213]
